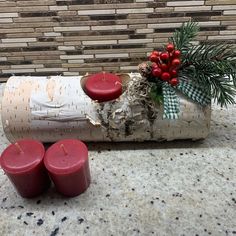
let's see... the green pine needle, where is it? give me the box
[150,82,163,105]
[169,21,236,107]
[169,21,199,53]
[180,42,236,107]
[149,21,236,107]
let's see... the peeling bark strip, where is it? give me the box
[1,74,211,142]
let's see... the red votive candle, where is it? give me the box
[84,72,122,102]
[0,140,50,198]
[44,139,91,197]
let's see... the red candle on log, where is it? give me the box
[84,72,122,102]
[44,139,91,197]
[0,140,50,198]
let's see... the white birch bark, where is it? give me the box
[1,73,211,142]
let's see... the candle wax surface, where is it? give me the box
[84,72,122,102]
[44,139,90,197]
[44,139,88,175]
[0,140,45,174]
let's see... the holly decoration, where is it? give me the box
[138,21,236,119]
[147,43,181,87]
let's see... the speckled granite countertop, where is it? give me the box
[0,84,235,236]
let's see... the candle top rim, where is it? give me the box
[84,72,122,102]
[44,139,88,175]
[0,139,45,174]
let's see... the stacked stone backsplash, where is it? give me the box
[0,0,236,81]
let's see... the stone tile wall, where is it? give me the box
[0,0,236,80]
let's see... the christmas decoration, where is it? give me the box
[139,21,236,119]
[1,22,234,142]
[141,40,183,89]
[2,74,211,142]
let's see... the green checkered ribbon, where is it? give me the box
[162,83,180,119]
[162,80,211,119]
[177,80,211,106]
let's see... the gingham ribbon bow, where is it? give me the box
[177,80,211,106]
[162,80,211,119]
[162,83,180,119]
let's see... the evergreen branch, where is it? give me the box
[150,85,163,105]
[180,65,236,107]
[212,78,236,106]
[169,21,199,53]
[149,80,164,105]
[183,42,236,63]
[151,20,236,107]
[178,37,236,107]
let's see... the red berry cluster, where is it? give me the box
[149,43,181,86]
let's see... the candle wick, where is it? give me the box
[102,71,106,81]
[60,144,68,156]
[15,142,24,154]
[115,81,122,86]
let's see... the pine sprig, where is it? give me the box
[211,77,236,106]
[182,42,236,63]
[149,81,163,105]
[143,21,236,108]
[169,21,199,53]
[180,42,236,107]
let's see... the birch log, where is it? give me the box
[1,73,211,143]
